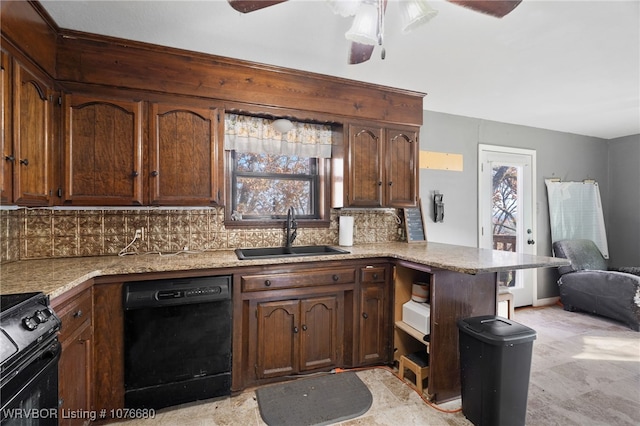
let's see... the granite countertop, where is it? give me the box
[0,242,569,299]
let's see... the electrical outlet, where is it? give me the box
[135,227,146,241]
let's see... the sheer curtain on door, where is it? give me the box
[545,179,609,258]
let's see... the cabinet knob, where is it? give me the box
[19,158,29,166]
[264,280,271,287]
[362,312,368,319]
[332,275,339,282]
[4,155,14,162]
[372,273,378,280]
[151,170,159,177]
[378,181,382,186]
[293,326,299,334]
[388,181,393,186]
[131,171,139,177]
[302,324,307,331]
[73,310,83,318]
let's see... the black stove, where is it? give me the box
[1,292,61,425]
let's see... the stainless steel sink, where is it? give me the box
[235,245,350,260]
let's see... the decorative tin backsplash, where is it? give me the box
[0,207,404,263]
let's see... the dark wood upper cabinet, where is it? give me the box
[1,49,12,204]
[347,124,384,207]
[12,59,54,206]
[345,123,419,208]
[149,102,222,205]
[63,94,144,205]
[2,2,425,207]
[386,127,418,207]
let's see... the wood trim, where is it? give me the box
[55,30,424,126]
[0,0,58,77]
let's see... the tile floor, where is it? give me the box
[112,305,640,425]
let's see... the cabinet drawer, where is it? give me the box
[242,268,356,292]
[361,267,387,283]
[57,291,92,342]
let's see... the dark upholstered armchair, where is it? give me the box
[552,239,640,331]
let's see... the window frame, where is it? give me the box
[224,150,331,229]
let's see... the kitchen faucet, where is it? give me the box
[286,206,297,249]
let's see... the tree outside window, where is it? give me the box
[231,151,320,219]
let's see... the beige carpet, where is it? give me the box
[111,305,640,425]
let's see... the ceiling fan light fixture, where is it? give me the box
[400,0,438,33]
[326,0,361,17]
[272,118,294,133]
[345,2,378,45]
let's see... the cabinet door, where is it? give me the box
[12,60,53,206]
[1,50,11,204]
[385,127,418,207]
[256,299,299,379]
[300,295,339,371]
[347,124,383,207]
[359,281,389,365]
[64,94,143,205]
[59,323,92,426]
[150,103,221,205]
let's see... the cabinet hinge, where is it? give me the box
[58,96,62,105]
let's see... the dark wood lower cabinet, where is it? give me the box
[358,265,392,365]
[234,261,392,390]
[50,259,495,410]
[92,282,125,418]
[255,295,341,379]
[53,286,93,426]
[59,324,92,426]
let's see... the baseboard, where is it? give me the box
[533,296,560,307]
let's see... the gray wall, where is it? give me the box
[419,110,612,301]
[607,135,640,266]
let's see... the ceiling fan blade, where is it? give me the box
[349,42,375,65]
[447,0,522,18]
[228,0,288,13]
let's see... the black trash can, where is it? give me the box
[457,315,536,426]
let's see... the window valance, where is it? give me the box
[224,113,333,158]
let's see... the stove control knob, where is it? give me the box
[34,310,49,324]
[23,316,38,331]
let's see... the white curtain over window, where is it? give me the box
[545,179,609,258]
[224,113,333,158]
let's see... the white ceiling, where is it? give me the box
[39,0,640,139]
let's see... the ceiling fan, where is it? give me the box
[227,0,523,64]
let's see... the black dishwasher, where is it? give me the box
[123,275,232,410]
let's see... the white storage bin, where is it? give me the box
[402,300,431,335]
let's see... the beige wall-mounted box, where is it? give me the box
[420,151,463,171]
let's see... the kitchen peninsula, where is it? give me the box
[1,242,568,408]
